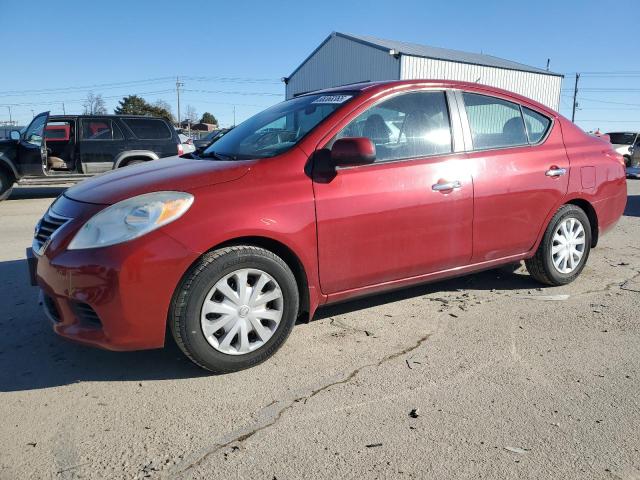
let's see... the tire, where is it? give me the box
[0,169,14,201]
[525,204,592,286]
[170,246,299,373]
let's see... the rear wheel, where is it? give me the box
[0,169,14,201]
[170,246,299,373]
[525,204,592,286]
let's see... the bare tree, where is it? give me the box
[185,105,198,124]
[154,100,174,121]
[83,92,107,115]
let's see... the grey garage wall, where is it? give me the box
[401,56,561,110]
[285,35,399,99]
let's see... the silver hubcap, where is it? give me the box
[551,217,586,274]
[200,268,283,355]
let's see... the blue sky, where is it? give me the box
[1,0,638,132]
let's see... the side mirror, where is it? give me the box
[331,137,376,167]
[9,130,20,141]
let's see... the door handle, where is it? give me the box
[545,167,567,177]
[432,180,462,192]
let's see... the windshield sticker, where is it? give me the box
[312,95,352,104]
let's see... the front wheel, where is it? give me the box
[525,205,592,286]
[0,169,14,201]
[170,246,299,373]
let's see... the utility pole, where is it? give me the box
[30,109,35,118]
[571,73,580,123]
[176,76,184,127]
[7,106,11,125]
[233,106,236,127]
[62,102,66,115]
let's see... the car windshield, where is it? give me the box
[202,93,356,160]
[608,132,637,145]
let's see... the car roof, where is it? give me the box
[299,79,557,115]
[48,114,168,121]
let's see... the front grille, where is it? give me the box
[71,302,102,328]
[33,210,70,254]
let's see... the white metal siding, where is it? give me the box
[286,35,399,99]
[400,56,562,110]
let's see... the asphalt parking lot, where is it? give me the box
[0,183,639,479]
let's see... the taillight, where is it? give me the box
[177,143,184,156]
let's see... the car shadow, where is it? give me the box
[312,265,538,320]
[624,194,640,218]
[8,186,67,200]
[0,259,540,392]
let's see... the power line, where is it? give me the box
[576,119,640,123]
[0,89,175,107]
[562,95,640,107]
[0,77,175,97]
[0,75,283,98]
[182,88,282,97]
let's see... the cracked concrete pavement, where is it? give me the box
[0,183,639,479]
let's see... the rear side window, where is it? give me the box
[122,118,172,139]
[337,91,452,162]
[81,119,120,140]
[522,107,551,144]
[462,93,527,150]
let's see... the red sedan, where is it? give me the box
[29,80,627,372]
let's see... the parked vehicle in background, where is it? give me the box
[178,133,196,154]
[0,113,181,199]
[28,80,627,373]
[607,132,639,165]
[193,128,230,152]
[627,143,640,178]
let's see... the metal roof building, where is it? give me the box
[284,32,563,110]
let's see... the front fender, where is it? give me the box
[0,152,19,179]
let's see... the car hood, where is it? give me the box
[64,156,252,205]
[0,138,17,150]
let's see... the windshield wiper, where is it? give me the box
[201,150,234,161]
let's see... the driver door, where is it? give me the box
[17,112,49,176]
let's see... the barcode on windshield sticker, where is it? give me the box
[311,95,352,104]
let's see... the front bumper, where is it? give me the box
[33,228,199,351]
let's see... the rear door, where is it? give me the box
[78,118,126,173]
[16,112,49,175]
[313,90,474,294]
[458,92,569,262]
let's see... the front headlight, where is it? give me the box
[68,191,194,250]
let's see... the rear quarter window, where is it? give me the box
[122,118,172,140]
[522,107,551,144]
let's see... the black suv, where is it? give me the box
[0,112,181,199]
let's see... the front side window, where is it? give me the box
[336,91,452,162]
[203,93,356,160]
[463,93,527,150]
[24,115,47,146]
[44,121,72,142]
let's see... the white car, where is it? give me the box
[607,132,638,162]
[178,133,196,154]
